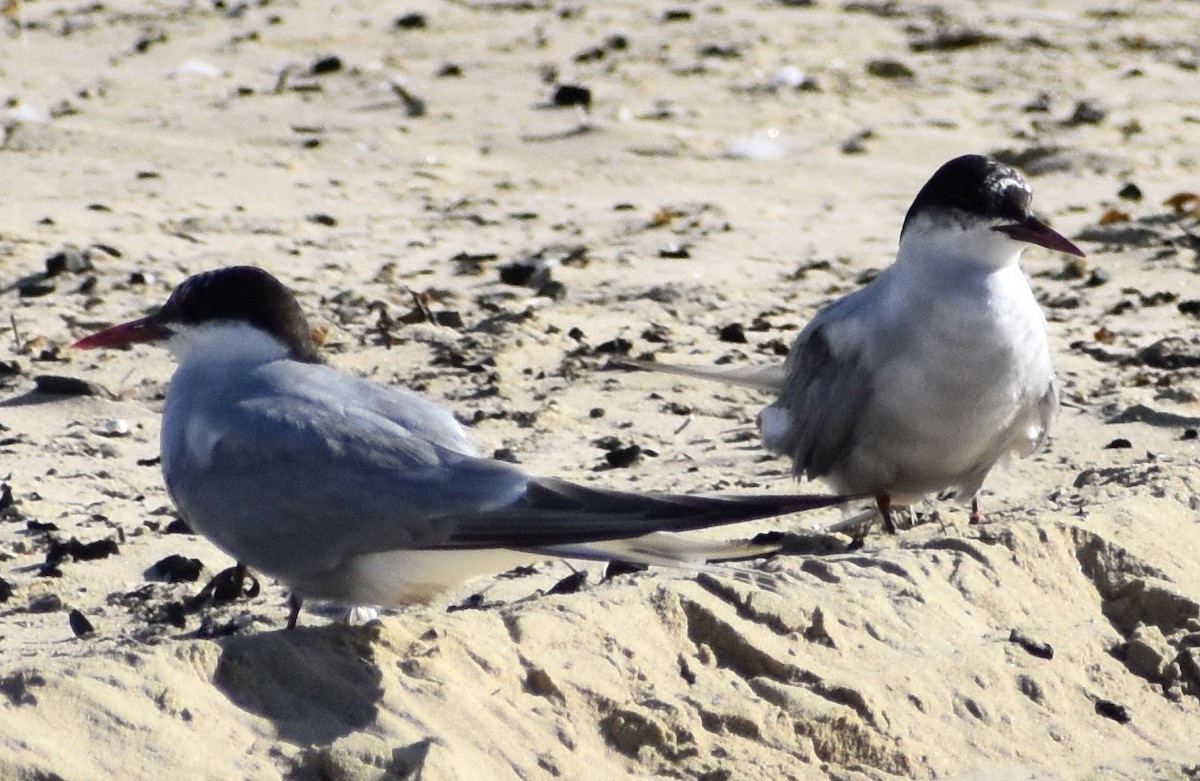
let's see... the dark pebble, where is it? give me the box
[310,55,343,75]
[1065,99,1107,126]
[0,483,12,513]
[26,520,59,533]
[69,609,95,638]
[498,261,544,287]
[307,212,337,227]
[0,576,12,603]
[492,448,521,463]
[538,280,567,301]
[44,245,92,276]
[551,84,591,109]
[1137,337,1200,369]
[660,8,692,22]
[605,444,643,468]
[433,310,464,328]
[718,323,748,344]
[866,58,914,79]
[1104,438,1133,449]
[17,280,55,298]
[33,375,106,397]
[436,63,463,78]
[1008,628,1054,660]
[589,407,605,419]
[594,338,633,355]
[603,561,647,581]
[1117,183,1143,201]
[1182,429,1197,441]
[1178,300,1200,318]
[145,554,205,583]
[546,570,588,595]
[393,12,427,29]
[164,518,193,534]
[137,455,162,467]
[658,243,690,259]
[1094,699,1131,723]
[46,537,119,565]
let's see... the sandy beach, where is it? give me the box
[2,0,1199,777]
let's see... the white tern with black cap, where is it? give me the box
[640,154,1085,533]
[75,266,853,627]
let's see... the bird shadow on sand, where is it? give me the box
[213,622,386,745]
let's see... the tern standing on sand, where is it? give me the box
[75,266,852,627]
[642,155,1085,533]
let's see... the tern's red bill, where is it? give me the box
[73,317,172,350]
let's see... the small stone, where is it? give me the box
[718,323,747,344]
[866,58,914,79]
[551,84,591,109]
[1117,183,1143,201]
[605,445,643,469]
[1104,438,1133,449]
[69,609,95,638]
[1008,628,1054,659]
[309,55,343,75]
[547,570,587,595]
[1094,699,1130,724]
[1065,99,1107,126]
[393,12,427,29]
[145,554,205,583]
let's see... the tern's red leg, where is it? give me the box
[286,594,303,630]
[876,493,897,534]
[969,496,982,525]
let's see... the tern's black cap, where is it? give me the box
[901,154,1033,236]
[154,266,322,363]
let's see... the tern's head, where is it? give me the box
[74,266,322,364]
[897,154,1084,270]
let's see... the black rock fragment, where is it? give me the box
[1094,699,1131,724]
[0,576,12,603]
[69,609,96,638]
[309,55,343,75]
[45,536,120,567]
[602,561,648,581]
[551,84,591,109]
[718,323,748,344]
[605,444,643,469]
[546,570,588,595]
[1064,99,1107,126]
[44,245,93,276]
[1103,438,1133,449]
[394,12,427,29]
[1008,629,1054,660]
[145,554,205,583]
[164,518,193,534]
[1117,183,1143,201]
[33,375,108,397]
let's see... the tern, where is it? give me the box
[75,266,852,627]
[639,154,1084,533]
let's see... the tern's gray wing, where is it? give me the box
[760,291,877,483]
[162,362,527,577]
[441,477,850,552]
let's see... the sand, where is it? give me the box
[2,0,1199,778]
